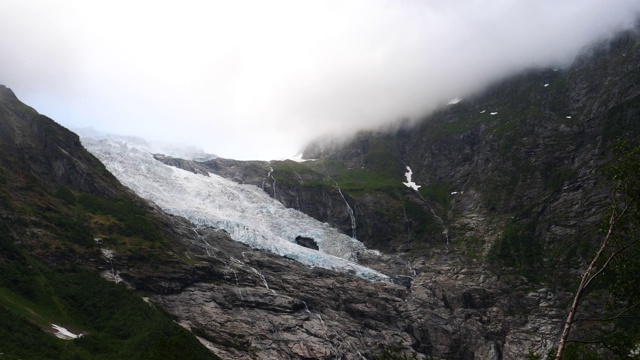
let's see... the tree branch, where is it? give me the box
[555,211,618,360]
[574,301,640,323]
[583,235,639,291]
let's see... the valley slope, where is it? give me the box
[0,25,638,360]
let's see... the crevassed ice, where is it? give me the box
[81,136,387,282]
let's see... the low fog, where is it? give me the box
[1,1,639,160]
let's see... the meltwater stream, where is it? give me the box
[81,135,388,282]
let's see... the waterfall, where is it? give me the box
[401,202,410,242]
[403,166,449,260]
[302,301,311,314]
[250,266,274,294]
[336,185,357,239]
[101,249,121,283]
[266,162,276,198]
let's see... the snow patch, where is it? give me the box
[402,166,421,191]
[490,112,498,115]
[52,324,81,340]
[544,84,549,87]
[447,97,462,105]
[566,116,572,119]
[480,110,486,114]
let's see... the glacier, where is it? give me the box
[81,135,388,282]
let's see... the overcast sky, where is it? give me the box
[1,1,639,160]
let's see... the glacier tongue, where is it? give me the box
[81,135,388,282]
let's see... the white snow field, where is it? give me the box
[81,135,388,281]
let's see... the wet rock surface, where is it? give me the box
[107,218,567,359]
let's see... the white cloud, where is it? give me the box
[1,0,639,160]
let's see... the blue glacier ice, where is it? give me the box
[81,135,388,282]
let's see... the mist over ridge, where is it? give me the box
[1,1,639,160]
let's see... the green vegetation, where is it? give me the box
[419,183,451,207]
[272,158,403,191]
[402,198,440,237]
[0,183,219,359]
[43,212,95,247]
[362,141,404,179]
[372,342,418,360]
[0,251,219,359]
[39,189,167,254]
[77,193,162,242]
[55,187,77,205]
[331,167,401,191]
[554,141,640,359]
[271,160,322,185]
[603,94,640,144]
[489,221,543,281]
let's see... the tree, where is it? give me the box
[555,142,640,359]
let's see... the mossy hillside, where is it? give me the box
[271,158,404,192]
[49,188,175,261]
[603,94,640,144]
[419,183,451,208]
[0,180,216,358]
[330,166,402,191]
[269,159,325,186]
[77,193,162,242]
[0,256,219,360]
[400,196,442,238]
[488,221,544,282]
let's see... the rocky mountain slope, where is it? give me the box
[0,25,638,360]
[2,80,565,359]
[1,83,565,359]
[143,26,640,358]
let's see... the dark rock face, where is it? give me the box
[0,86,122,198]
[153,154,211,176]
[138,222,565,359]
[295,235,319,250]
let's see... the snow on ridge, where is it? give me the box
[81,136,387,282]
